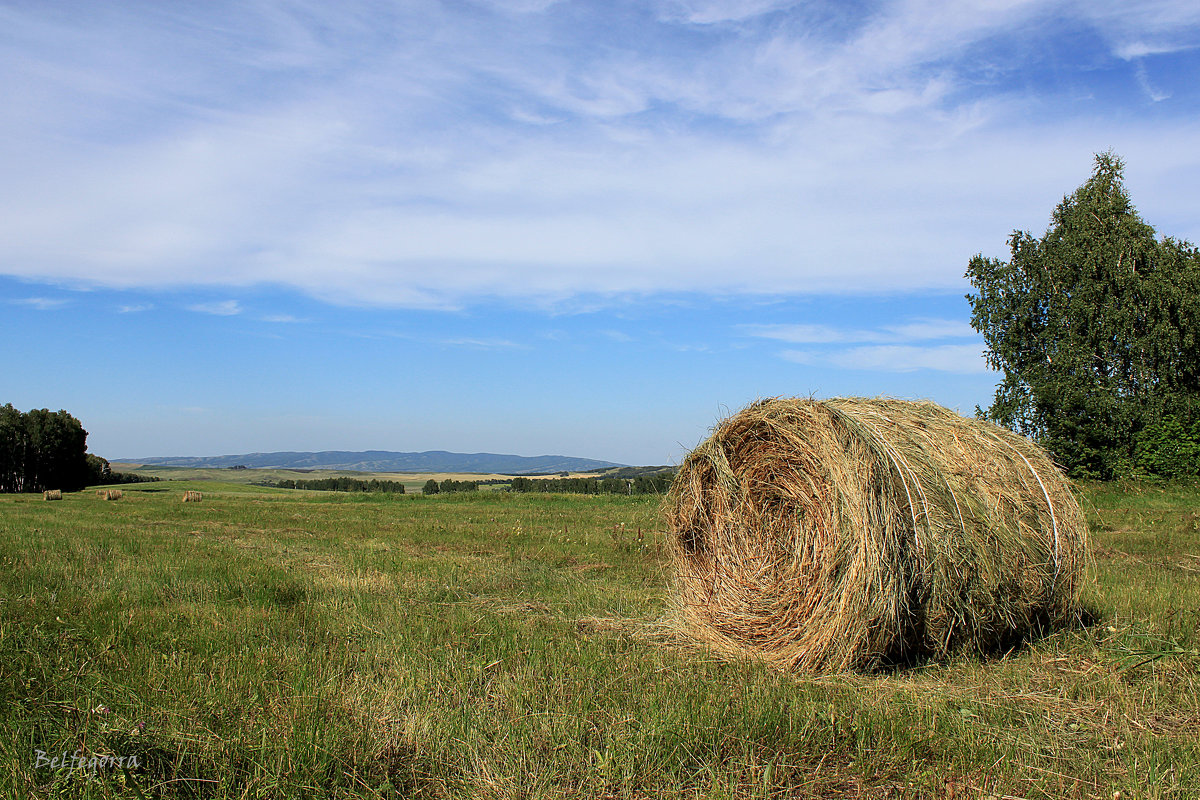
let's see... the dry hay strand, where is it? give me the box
[182,490,203,503]
[103,489,122,500]
[43,489,62,501]
[665,397,1091,672]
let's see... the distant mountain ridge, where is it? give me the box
[118,450,626,475]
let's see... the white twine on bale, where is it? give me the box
[867,407,1062,582]
[847,410,930,549]
[866,406,972,544]
[1014,450,1060,576]
[986,432,1061,576]
[942,473,969,541]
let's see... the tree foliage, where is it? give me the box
[967,153,1200,479]
[0,404,90,492]
[1135,417,1200,479]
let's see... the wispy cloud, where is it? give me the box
[659,0,800,25]
[741,323,871,344]
[476,0,563,13]
[438,337,520,349]
[188,300,243,316]
[1135,62,1171,102]
[117,303,153,313]
[783,343,989,374]
[12,297,69,310]
[743,318,976,344]
[260,313,306,323]
[0,3,1198,308]
[749,316,985,373]
[1114,40,1198,60]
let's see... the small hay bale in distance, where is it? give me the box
[103,489,122,500]
[666,397,1090,672]
[182,490,202,503]
[43,489,62,501]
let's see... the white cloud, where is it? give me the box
[1,2,1198,308]
[783,343,990,373]
[189,300,243,316]
[12,296,69,310]
[1135,62,1171,102]
[885,319,978,340]
[754,316,987,373]
[659,0,800,25]
[117,303,152,313]
[742,323,878,344]
[1078,1,1200,59]
[744,318,977,344]
[438,337,520,348]
[1114,40,1197,60]
[474,0,562,13]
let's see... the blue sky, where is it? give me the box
[3,1,1199,465]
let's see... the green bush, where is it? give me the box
[1136,417,1200,479]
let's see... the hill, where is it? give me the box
[116,449,626,475]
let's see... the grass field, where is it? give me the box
[107,465,504,493]
[2,479,1198,798]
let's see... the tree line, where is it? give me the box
[274,477,407,493]
[85,455,161,486]
[507,471,673,495]
[968,153,1200,479]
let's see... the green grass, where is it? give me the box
[2,480,1197,798]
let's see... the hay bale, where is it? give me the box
[43,489,62,501]
[103,489,122,500]
[666,397,1090,672]
[182,490,202,503]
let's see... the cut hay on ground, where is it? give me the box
[182,490,202,503]
[666,397,1090,672]
[43,489,62,501]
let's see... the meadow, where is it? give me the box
[104,466,612,494]
[1,479,1197,799]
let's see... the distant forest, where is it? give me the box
[273,477,407,493]
[508,472,673,495]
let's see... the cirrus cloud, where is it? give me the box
[188,300,243,316]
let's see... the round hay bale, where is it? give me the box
[665,397,1090,672]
